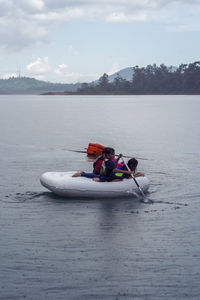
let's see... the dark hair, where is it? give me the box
[93,147,115,169]
[128,158,138,172]
[102,147,115,158]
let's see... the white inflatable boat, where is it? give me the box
[40,171,150,198]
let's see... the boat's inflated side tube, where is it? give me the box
[40,171,150,198]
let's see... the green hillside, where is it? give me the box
[0,77,81,94]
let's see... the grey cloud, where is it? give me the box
[0,1,13,16]
[0,0,200,51]
[0,16,49,51]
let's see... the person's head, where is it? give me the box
[102,147,115,159]
[128,158,138,172]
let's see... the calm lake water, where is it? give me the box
[0,95,200,299]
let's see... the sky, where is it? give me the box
[1,0,200,83]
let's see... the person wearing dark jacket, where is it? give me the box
[93,147,131,182]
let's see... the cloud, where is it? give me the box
[54,60,122,82]
[1,0,200,52]
[4,56,98,82]
[54,64,69,77]
[19,0,45,12]
[0,17,48,51]
[54,64,99,82]
[25,56,51,77]
[106,12,147,23]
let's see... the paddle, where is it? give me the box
[66,149,148,160]
[121,157,147,200]
[66,149,87,154]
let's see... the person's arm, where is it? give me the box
[114,153,123,165]
[113,168,131,174]
[134,172,144,177]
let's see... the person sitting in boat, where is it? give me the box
[93,147,132,182]
[93,147,123,174]
[72,147,115,178]
[115,158,144,179]
[93,151,105,175]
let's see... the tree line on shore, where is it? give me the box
[75,61,200,95]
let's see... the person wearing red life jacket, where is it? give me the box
[72,147,111,178]
[93,148,132,182]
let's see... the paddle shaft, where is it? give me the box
[122,158,146,198]
[84,148,133,158]
[66,149,147,160]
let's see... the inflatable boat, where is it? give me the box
[40,171,150,198]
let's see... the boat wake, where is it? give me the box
[3,191,53,203]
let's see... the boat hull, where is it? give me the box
[40,171,150,198]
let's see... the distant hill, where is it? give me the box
[76,62,199,95]
[0,77,81,94]
[107,66,177,82]
[107,67,134,82]
[0,65,177,94]
[91,67,134,84]
[0,73,131,95]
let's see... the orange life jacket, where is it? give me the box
[86,143,105,156]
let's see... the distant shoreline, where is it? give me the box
[40,92,200,96]
[0,92,200,96]
[41,92,73,95]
